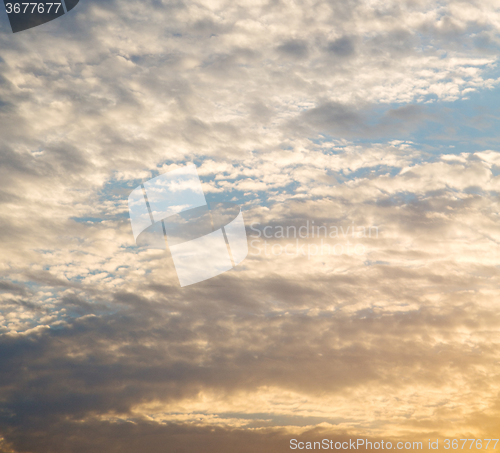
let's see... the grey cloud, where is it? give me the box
[0,282,28,297]
[0,419,411,453]
[295,102,365,135]
[291,102,436,139]
[276,39,309,59]
[385,104,426,121]
[367,29,417,55]
[248,100,275,124]
[327,36,356,57]
[0,296,498,449]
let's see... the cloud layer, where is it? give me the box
[1,0,500,452]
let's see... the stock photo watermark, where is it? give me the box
[128,166,380,287]
[128,164,248,288]
[289,438,499,450]
[3,0,79,33]
[249,221,379,259]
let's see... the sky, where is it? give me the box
[0,0,500,452]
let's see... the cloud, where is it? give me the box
[0,0,500,451]
[327,36,356,57]
[277,39,309,59]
